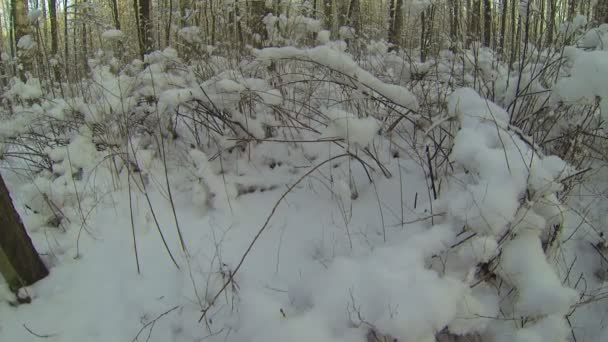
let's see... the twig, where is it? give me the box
[22,324,56,338]
[131,306,180,342]
[199,153,350,323]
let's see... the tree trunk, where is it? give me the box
[450,0,460,44]
[179,0,188,28]
[41,0,48,46]
[63,0,69,80]
[500,0,508,53]
[509,0,518,69]
[323,0,333,32]
[596,0,608,24]
[0,174,49,292]
[568,0,577,21]
[388,0,404,50]
[483,0,492,47]
[421,10,427,61]
[468,0,481,47]
[135,0,152,58]
[49,0,61,80]
[12,0,30,78]
[49,0,58,55]
[82,0,88,71]
[12,0,28,46]
[347,0,360,32]
[250,0,270,48]
[0,11,6,88]
[111,0,121,29]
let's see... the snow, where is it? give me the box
[491,315,571,342]
[501,231,578,316]
[255,45,419,111]
[28,9,43,24]
[178,26,202,44]
[101,29,124,41]
[322,108,380,148]
[17,35,36,50]
[1,27,606,342]
[4,77,43,101]
[553,50,608,124]
[317,30,331,44]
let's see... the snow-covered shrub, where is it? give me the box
[1,30,606,342]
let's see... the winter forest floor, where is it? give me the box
[1,30,608,342]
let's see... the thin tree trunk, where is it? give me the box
[0,174,49,292]
[82,0,88,71]
[500,0,508,53]
[596,0,608,24]
[135,0,152,58]
[421,10,427,62]
[41,0,48,46]
[49,0,58,55]
[323,0,333,32]
[347,0,360,32]
[483,0,492,47]
[0,11,6,88]
[388,0,404,50]
[234,1,243,49]
[250,0,270,48]
[568,0,576,21]
[179,0,188,28]
[12,0,30,78]
[509,0,518,69]
[450,0,460,44]
[111,0,121,29]
[166,0,173,47]
[546,0,556,46]
[12,0,28,44]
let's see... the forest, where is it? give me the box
[1,0,608,341]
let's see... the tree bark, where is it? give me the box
[0,174,48,292]
[323,0,333,32]
[110,0,121,29]
[48,0,58,55]
[388,0,404,50]
[61,0,68,80]
[595,0,608,24]
[250,0,270,48]
[12,0,28,46]
[135,0,152,58]
[179,0,188,28]
[500,0,508,53]
[347,0,360,32]
[483,0,492,47]
[450,0,460,43]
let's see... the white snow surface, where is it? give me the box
[101,29,125,41]
[1,38,606,342]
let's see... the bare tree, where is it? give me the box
[135,0,152,58]
[544,0,555,46]
[388,0,404,50]
[250,0,271,48]
[323,0,333,32]
[595,0,608,24]
[11,0,28,46]
[110,0,121,29]
[0,174,49,292]
[500,0,509,53]
[12,0,30,78]
[451,0,461,44]
[48,0,58,55]
[483,0,493,47]
[346,0,361,33]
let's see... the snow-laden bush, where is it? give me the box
[1,31,606,342]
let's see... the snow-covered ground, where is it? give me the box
[1,29,608,341]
